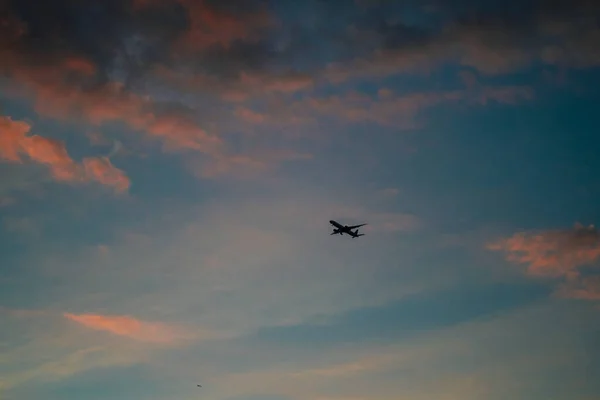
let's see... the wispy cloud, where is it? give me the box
[63,313,194,344]
[193,300,599,400]
[81,157,130,193]
[0,115,130,192]
[0,308,221,392]
[233,85,534,130]
[6,183,424,343]
[0,311,149,391]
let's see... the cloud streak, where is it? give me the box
[0,115,130,192]
[63,313,194,344]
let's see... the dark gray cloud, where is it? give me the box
[0,0,274,85]
[1,0,599,91]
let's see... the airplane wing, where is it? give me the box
[347,223,366,229]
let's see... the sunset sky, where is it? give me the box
[1,1,600,399]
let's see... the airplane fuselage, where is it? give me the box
[329,220,366,238]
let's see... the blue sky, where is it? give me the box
[1,0,600,399]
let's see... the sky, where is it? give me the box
[1,0,600,399]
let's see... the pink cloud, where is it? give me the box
[0,115,130,192]
[82,157,131,194]
[487,223,600,303]
[5,58,223,156]
[4,63,302,178]
[63,313,191,344]
[18,134,80,182]
[487,223,600,278]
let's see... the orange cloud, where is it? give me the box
[0,115,130,192]
[63,313,190,344]
[488,223,600,303]
[82,157,130,194]
[8,67,224,155]
[487,223,600,278]
[0,115,30,162]
[5,61,296,178]
[18,134,80,181]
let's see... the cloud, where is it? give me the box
[63,313,194,344]
[3,186,599,398]
[0,182,427,394]
[82,157,130,193]
[556,276,600,301]
[0,307,220,392]
[487,223,600,278]
[187,299,600,400]
[8,182,425,339]
[170,0,274,53]
[0,1,266,172]
[0,115,130,192]
[487,223,600,303]
[1,0,583,188]
[234,85,533,130]
[321,0,600,82]
[0,316,151,391]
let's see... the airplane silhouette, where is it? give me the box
[329,220,366,238]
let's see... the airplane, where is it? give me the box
[329,220,366,238]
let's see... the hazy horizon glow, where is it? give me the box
[1,1,600,399]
